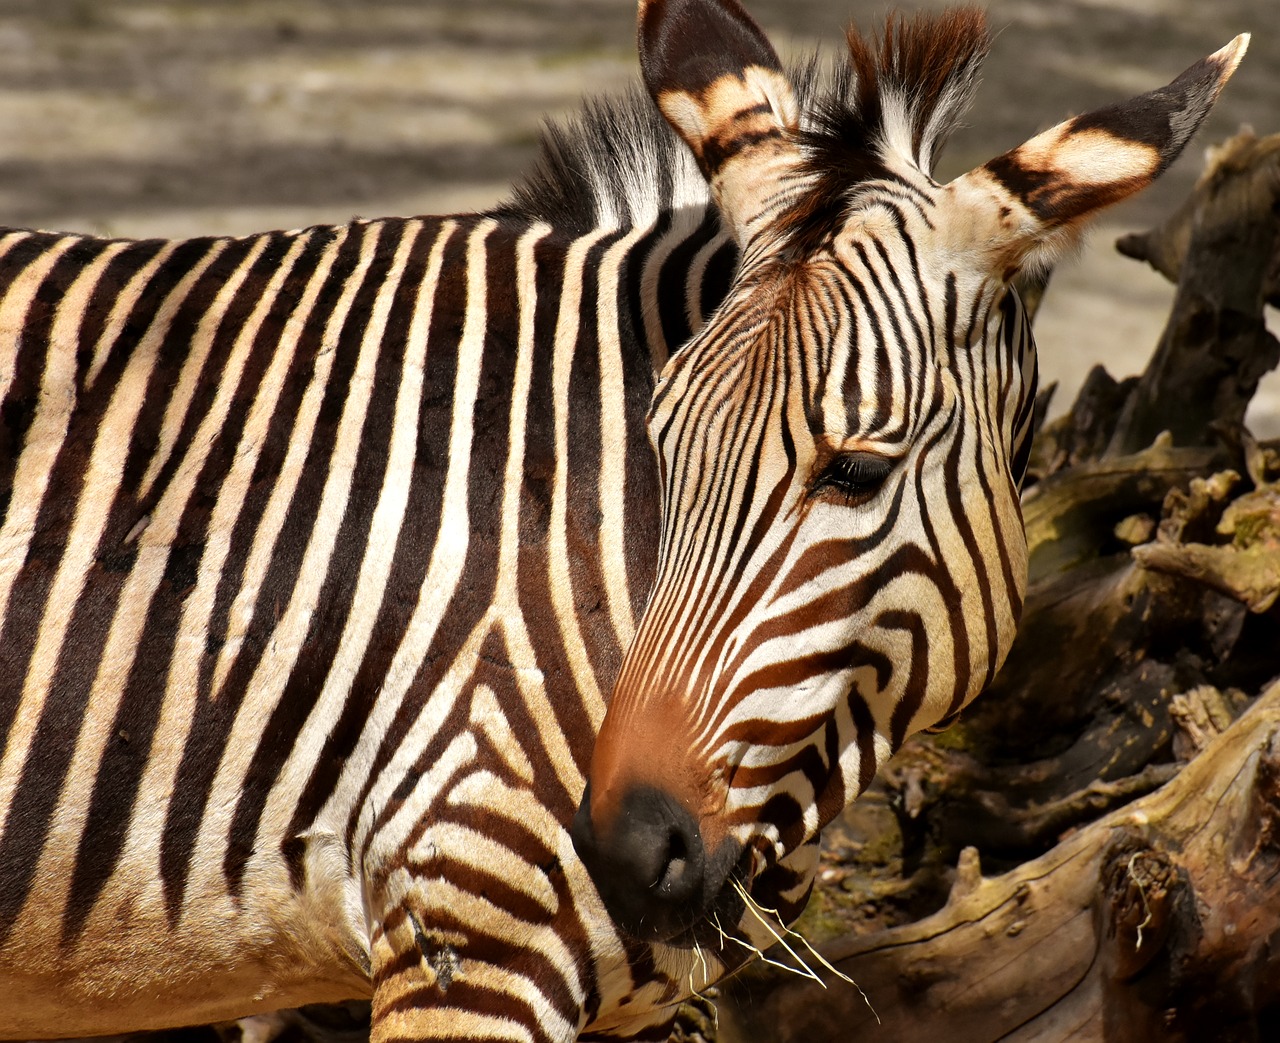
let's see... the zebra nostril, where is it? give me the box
[573,784,710,940]
[654,825,690,892]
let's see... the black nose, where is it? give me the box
[571,783,707,941]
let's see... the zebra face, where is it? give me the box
[575,185,1037,946]
[572,0,1247,946]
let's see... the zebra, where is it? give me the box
[0,0,1245,1040]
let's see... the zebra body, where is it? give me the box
[0,1,1246,1039]
[0,205,728,1038]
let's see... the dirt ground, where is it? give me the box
[1,0,1277,432]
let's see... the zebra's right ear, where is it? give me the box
[639,0,803,247]
[950,32,1249,275]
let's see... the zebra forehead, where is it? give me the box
[776,8,990,255]
[653,300,941,454]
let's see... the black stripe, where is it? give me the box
[617,236,663,627]
[852,239,910,442]
[0,235,108,523]
[60,231,332,941]
[882,606,929,749]
[0,235,218,948]
[280,220,448,887]
[201,225,347,698]
[340,216,490,854]
[656,212,722,350]
[0,239,175,705]
[159,223,379,920]
[223,221,426,898]
[656,348,772,686]
[564,232,628,697]
[847,686,879,795]
[510,230,602,790]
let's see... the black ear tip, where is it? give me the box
[638,0,782,99]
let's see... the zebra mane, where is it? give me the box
[494,87,711,235]
[497,8,988,239]
[781,7,990,255]
[819,6,990,177]
[496,64,825,236]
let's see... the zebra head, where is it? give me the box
[572,0,1247,945]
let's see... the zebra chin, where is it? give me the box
[570,782,754,945]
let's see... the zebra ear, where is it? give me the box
[954,33,1249,272]
[639,0,802,246]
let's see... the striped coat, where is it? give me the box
[0,1,1245,1040]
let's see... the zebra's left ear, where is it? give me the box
[639,0,803,247]
[953,33,1249,273]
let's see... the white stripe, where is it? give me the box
[83,242,189,391]
[594,226,648,654]
[187,219,414,911]
[251,219,443,863]
[636,208,709,370]
[0,240,210,842]
[683,230,725,331]
[19,233,304,934]
[0,231,39,406]
[493,223,548,594]
[371,729,477,870]
[205,228,353,700]
[547,227,615,731]
[484,223,586,800]
[335,218,494,858]
[90,226,353,943]
[0,240,129,641]
[136,237,253,499]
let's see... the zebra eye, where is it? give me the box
[813,450,895,503]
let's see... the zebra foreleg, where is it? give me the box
[364,897,586,1043]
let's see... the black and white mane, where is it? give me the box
[494,87,710,234]
[495,9,991,244]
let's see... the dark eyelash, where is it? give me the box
[812,451,895,503]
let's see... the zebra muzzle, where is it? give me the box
[571,782,743,943]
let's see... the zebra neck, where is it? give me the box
[622,206,737,373]
[0,203,730,940]
[281,207,738,880]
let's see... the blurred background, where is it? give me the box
[1,0,1277,432]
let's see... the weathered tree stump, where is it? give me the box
[715,681,1280,1043]
[1109,129,1280,455]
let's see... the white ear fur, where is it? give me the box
[655,67,803,246]
[947,33,1248,278]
